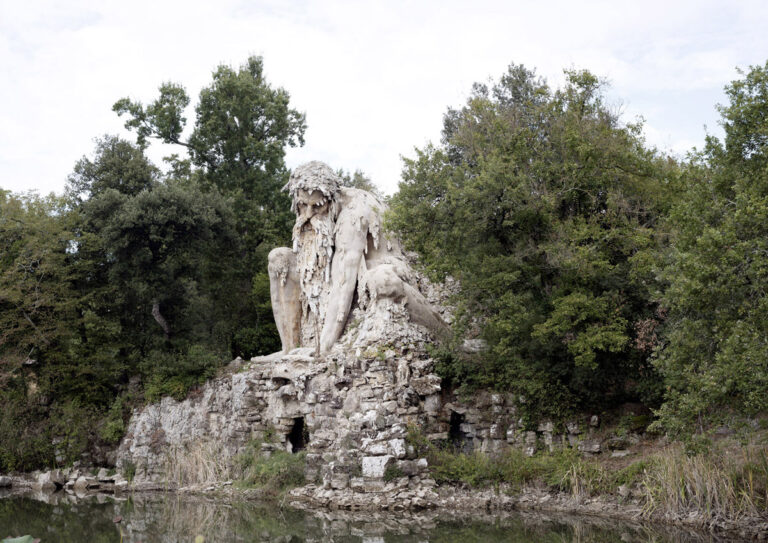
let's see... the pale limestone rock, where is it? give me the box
[362,456,393,478]
[73,476,89,492]
[388,438,406,459]
[36,471,57,492]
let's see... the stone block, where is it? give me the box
[36,471,59,492]
[363,440,388,455]
[459,423,475,436]
[578,439,602,454]
[537,421,554,433]
[489,424,504,439]
[0,476,11,488]
[388,438,406,459]
[566,421,581,434]
[409,375,441,396]
[330,473,349,490]
[362,455,393,478]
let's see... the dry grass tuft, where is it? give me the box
[639,443,768,523]
[163,440,233,487]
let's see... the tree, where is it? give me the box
[389,64,671,417]
[337,168,385,200]
[655,61,768,434]
[114,56,307,356]
[0,192,76,378]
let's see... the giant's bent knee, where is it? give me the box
[268,247,295,284]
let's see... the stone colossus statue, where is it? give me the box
[268,161,444,355]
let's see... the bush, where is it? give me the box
[99,395,129,444]
[142,344,222,402]
[235,441,306,498]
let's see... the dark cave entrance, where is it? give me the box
[449,410,472,453]
[288,417,306,453]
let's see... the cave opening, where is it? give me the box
[288,417,306,453]
[449,410,472,453]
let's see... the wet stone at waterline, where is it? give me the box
[0,492,738,542]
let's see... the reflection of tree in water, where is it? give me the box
[120,495,307,542]
[0,492,730,542]
[0,493,118,543]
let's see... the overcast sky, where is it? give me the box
[2,0,768,196]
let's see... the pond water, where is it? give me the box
[0,490,732,543]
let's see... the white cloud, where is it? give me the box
[1,0,767,196]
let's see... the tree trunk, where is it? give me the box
[151,299,171,340]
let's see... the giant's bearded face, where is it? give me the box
[293,189,331,235]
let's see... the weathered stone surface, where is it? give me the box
[73,476,89,492]
[362,456,393,478]
[36,470,61,492]
[578,440,602,454]
[268,162,447,355]
[113,196,604,508]
[388,439,406,459]
[0,476,11,487]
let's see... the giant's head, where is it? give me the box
[284,161,341,227]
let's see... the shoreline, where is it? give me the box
[3,475,766,541]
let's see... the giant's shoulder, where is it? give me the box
[338,187,387,215]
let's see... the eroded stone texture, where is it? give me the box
[269,161,446,355]
[116,297,607,508]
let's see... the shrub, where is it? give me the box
[142,344,222,402]
[235,441,306,498]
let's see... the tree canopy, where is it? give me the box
[389,64,676,418]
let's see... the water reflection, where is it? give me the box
[0,490,734,542]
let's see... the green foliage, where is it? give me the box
[410,425,623,494]
[655,61,768,434]
[0,56,305,471]
[142,345,222,402]
[337,168,385,200]
[99,395,129,444]
[114,55,306,359]
[235,441,306,497]
[383,464,404,482]
[122,460,136,482]
[389,64,671,417]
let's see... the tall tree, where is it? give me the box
[113,56,306,356]
[389,65,672,417]
[655,61,768,434]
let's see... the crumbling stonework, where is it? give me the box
[116,285,610,510]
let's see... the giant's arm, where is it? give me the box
[318,212,368,354]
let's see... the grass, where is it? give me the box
[639,443,768,522]
[234,440,306,499]
[407,425,768,523]
[163,441,233,487]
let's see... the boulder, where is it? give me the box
[36,471,59,492]
[578,439,602,454]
